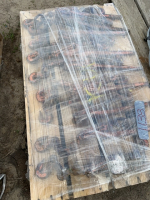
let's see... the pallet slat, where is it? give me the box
[135,0,150,27]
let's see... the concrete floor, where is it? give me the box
[1,0,150,199]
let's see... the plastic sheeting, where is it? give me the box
[20,4,150,199]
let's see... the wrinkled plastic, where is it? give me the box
[20,4,150,200]
[0,174,6,200]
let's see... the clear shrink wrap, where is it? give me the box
[20,4,150,200]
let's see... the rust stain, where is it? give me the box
[139,56,149,65]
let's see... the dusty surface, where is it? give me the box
[0,0,150,200]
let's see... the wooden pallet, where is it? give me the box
[20,3,150,200]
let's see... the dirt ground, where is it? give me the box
[1,0,150,199]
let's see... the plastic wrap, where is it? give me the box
[20,4,150,200]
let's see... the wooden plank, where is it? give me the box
[20,3,150,200]
[135,0,150,27]
[112,0,150,80]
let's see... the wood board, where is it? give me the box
[20,3,150,200]
[135,0,150,27]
